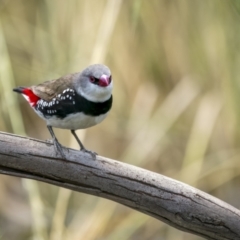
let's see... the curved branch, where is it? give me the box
[0,132,239,240]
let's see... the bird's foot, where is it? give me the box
[80,148,97,159]
[52,138,66,159]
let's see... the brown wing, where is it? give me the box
[32,72,79,101]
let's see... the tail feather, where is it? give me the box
[13,87,26,94]
[13,86,40,107]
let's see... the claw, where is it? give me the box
[71,129,97,159]
[81,148,97,159]
[47,125,65,159]
[53,138,66,159]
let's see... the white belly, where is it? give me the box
[36,111,108,130]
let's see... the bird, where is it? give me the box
[13,64,113,158]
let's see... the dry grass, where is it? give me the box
[0,1,240,239]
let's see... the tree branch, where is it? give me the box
[0,132,239,240]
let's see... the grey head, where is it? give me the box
[74,64,113,103]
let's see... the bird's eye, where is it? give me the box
[90,76,99,84]
[109,75,112,83]
[90,76,95,83]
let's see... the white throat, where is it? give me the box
[77,81,113,103]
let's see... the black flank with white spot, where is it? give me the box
[35,88,112,119]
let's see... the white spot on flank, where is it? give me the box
[73,101,75,104]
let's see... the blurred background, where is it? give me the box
[0,0,240,239]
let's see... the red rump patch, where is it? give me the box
[22,88,40,107]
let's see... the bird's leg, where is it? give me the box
[47,125,65,158]
[70,130,97,158]
[71,129,85,150]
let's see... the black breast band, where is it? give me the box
[35,89,112,119]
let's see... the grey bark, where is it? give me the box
[0,132,239,240]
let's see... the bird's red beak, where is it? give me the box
[99,74,111,87]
